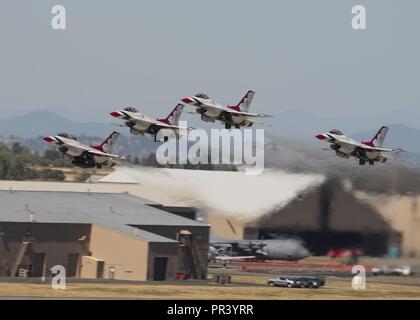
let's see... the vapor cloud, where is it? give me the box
[100,166,325,219]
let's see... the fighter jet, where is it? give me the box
[315,126,402,165]
[208,246,255,262]
[42,132,126,169]
[110,104,187,142]
[210,236,310,261]
[181,90,271,129]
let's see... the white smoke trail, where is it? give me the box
[100,166,325,219]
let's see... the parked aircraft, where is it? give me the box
[110,104,187,141]
[208,245,255,262]
[315,126,402,165]
[181,90,271,129]
[210,236,310,261]
[42,132,125,168]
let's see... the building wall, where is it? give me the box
[207,212,246,240]
[0,222,91,277]
[0,222,185,280]
[147,242,179,281]
[80,256,104,279]
[359,194,420,257]
[134,225,210,279]
[88,225,150,281]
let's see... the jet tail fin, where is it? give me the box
[158,104,184,126]
[369,126,389,147]
[92,131,120,154]
[236,90,255,112]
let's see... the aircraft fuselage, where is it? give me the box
[189,97,253,128]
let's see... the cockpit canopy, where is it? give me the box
[57,132,78,140]
[195,93,209,99]
[329,129,343,135]
[123,106,138,113]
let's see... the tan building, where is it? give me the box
[356,193,420,257]
[0,190,209,281]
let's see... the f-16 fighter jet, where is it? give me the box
[315,126,402,165]
[181,90,271,129]
[110,104,187,142]
[42,132,125,169]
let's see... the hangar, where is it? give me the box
[0,190,209,281]
[245,178,396,256]
[209,178,402,257]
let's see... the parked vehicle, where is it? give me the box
[267,276,325,288]
[175,272,189,280]
[371,266,411,276]
[299,277,325,288]
[267,277,297,288]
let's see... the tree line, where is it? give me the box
[0,142,65,181]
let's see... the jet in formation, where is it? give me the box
[41,90,404,169]
[42,132,126,169]
[181,90,271,129]
[209,236,310,261]
[110,104,188,141]
[315,126,402,165]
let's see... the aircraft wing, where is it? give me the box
[380,154,406,162]
[125,113,185,131]
[120,113,158,126]
[153,122,186,131]
[87,149,127,160]
[211,237,260,246]
[331,137,402,153]
[225,109,273,118]
[361,145,402,153]
[214,255,256,261]
[189,102,228,114]
[59,139,126,160]
[187,100,272,118]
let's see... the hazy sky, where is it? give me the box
[0,1,419,122]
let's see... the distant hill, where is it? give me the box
[0,110,111,138]
[1,109,420,165]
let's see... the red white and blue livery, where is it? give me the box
[42,132,125,169]
[181,90,271,129]
[110,104,187,142]
[315,126,402,165]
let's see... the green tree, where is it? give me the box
[11,142,24,155]
[43,149,61,161]
[7,159,25,180]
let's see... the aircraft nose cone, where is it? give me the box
[43,136,55,143]
[181,97,193,104]
[315,134,326,140]
[110,111,122,118]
